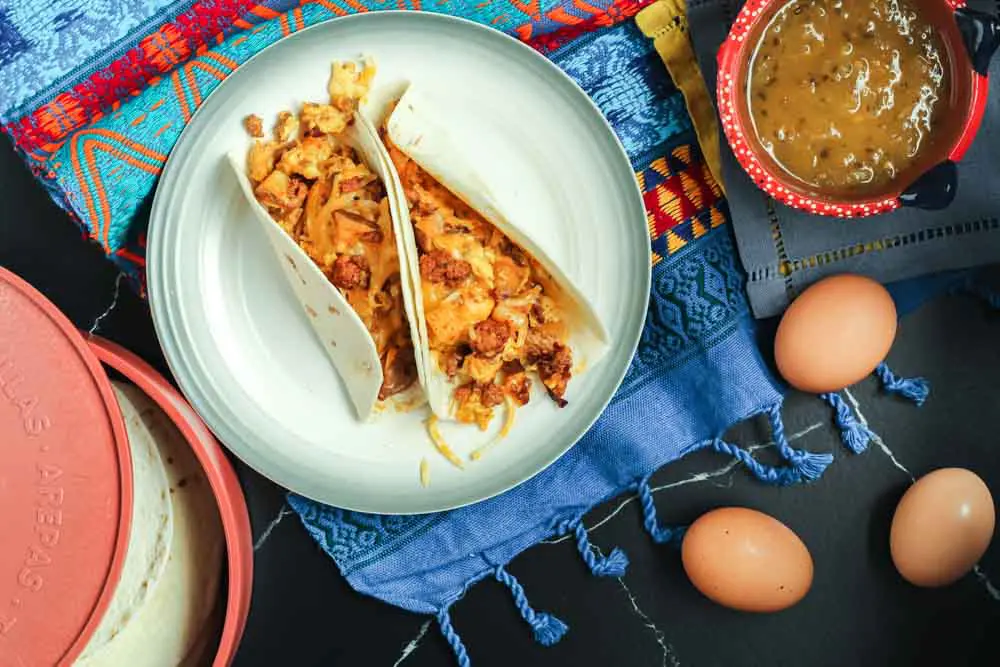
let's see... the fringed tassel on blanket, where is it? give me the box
[437,607,471,667]
[821,391,875,453]
[820,363,927,452]
[712,438,801,485]
[765,404,833,481]
[494,565,568,646]
[558,519,629,577]
[712,403,832,486]
[435,565,570,665]
[637,477,686,546]
[874,363,929,406]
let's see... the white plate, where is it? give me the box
[147,11,649,514]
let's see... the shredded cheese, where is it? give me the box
[426,415,464,469]
[392,394,428,414]
[419,457,430,487]
[499,396,516,438]
[470,397,516,461]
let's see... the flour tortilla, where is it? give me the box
[382,86,612,420]
[77,383,174,660]
[227,111,426,421]
[76,383,224,667]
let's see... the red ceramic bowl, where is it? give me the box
[717,0,999,217]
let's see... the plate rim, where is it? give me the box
[147,9,651,515]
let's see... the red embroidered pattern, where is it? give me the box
[6,0,259,157]
[527,0,656,52]
[7,0,648,159]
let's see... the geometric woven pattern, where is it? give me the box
[641,143,728,263]
[6,0,672,291]
[4,0,654,160]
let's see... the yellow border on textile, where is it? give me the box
[636,0,725,195]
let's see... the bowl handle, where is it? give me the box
[955,8,1000,76]
[899,160,957,210]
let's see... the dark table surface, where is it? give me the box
[3,134,998,667]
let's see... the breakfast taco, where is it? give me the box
[229,60,425,421]
[380,87,611,431]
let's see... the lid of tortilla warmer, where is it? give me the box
[0,267,133,666]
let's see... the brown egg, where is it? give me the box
[774,274,897,393]
[890,468,995,587]
[682,507,813,612]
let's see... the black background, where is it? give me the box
[2,135,998,666]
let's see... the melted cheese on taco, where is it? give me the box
[384,134,575,429]
[245,61,417,400]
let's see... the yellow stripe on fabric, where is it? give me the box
[671,144,691,166]
[650,156,669,176]
[658,185,684,222]
[709,206,726,228]
[679,170,703,209]
[636,0,725,194]
[666,229,687,254]
[691,219,707,239]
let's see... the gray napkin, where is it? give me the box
[688,0,1000,318]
